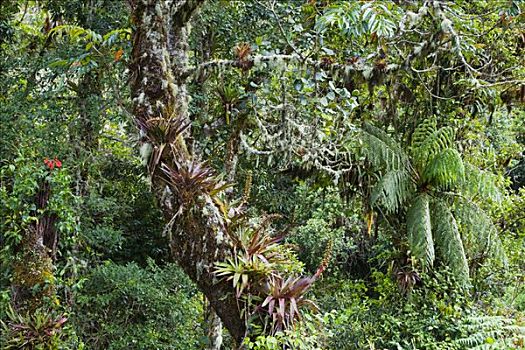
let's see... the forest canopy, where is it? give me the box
[0,0,524,349]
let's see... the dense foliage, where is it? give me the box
[1,0,524,349]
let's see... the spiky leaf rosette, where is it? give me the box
[261,275,319,334]
[407,193,435,270]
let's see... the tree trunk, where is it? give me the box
[12,179,57,312]
[129,0,246,343]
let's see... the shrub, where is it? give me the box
[73,260,204,349]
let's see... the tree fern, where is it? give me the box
[406,194,435,269]
[361,119,504,286]
[431,200,470,287]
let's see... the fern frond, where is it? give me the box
[411,117,437,149]
[361,123,409,171]
[455,315,525,349]
[460,163,502,202]
[413,125,455,171]
[406,194,435,270]
[371,169,414,213]
[453,198,507,268]
[422,148,465,189]
[431,200,470,287]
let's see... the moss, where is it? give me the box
[12,249,55,312]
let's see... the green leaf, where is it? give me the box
[412,121,455,171]
[411,118,437,149]
[233,273,241,288]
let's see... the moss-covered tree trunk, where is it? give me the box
[129,0,245,343]
[12,179,57,312]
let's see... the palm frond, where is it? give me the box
[406,193,435,270]
[431,200,470,287]
[422,148,465,189]
[361,123,409,171]
[371,168,415,213]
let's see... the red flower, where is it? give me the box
[44,158,53,169]
[44,157,62,170]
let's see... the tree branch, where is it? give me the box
[184,54,399,81]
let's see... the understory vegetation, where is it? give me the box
[0,0,524,349]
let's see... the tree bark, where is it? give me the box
[129,0,246,343]
[206,305,224,350]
